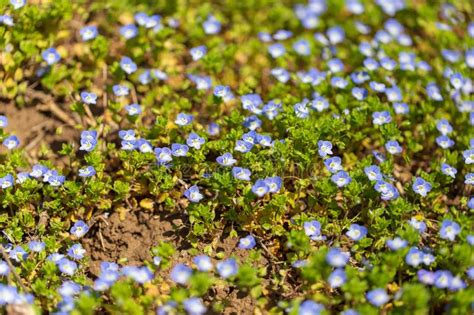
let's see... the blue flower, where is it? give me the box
[184,185,203,203]
[293,39,311,56]
[122,266,153,284]
[270,68,290,83]
[252,179,269,197]
[351,87,368,100]
[330,77,348,89]
[0,116,8,128]
[58,281,81,297]
[16,172,30,184]
[154,147,173,164]
[294,102,309,118]
[243,115,262,131]
[374,180,399,200]
[318,140,333,157]
[328,58,344,73]
[328,268,346,288]
[9,246,27,262]
[417,269,435,285]
[0,15,14,26]
[463,149,474,164]
[171,143,189,157]
[408,217,427,233]
[327,25,345,44]
[202,15,221,35]
[369,81,386,92]
[216,153,236,167]
[207,122,220,136]
[10,0,25,9]
[70,220,89,238]
[324,156,343,173]
[304,220,325,241]
[465,173,474,185]
[80,91,97,104]
[351,71,370,84]
[232,167,251,181]
[366,288,389,307]
[273,29,293,40]
[124,104,142,116]
[120,56,137,74]
[326,248,350,267]
[439,220,461,241]
[112,84,129,96]
[441,163,457,178]
[435,135,454,149]
[364,57,379,71]
[235,140,253,153]
[136,139,153,153]
[183,297,207,315]
[67,244,86,260]
[193,255,213,272]
[298,300,325,315]
[214,85,234,102]
[238,235,256,250]
[331,171,352,188]
[0,174,14,189]
[346,224,367,241]
[188,74,212,90]
[78,166,96,178]
[57,258,77,276]
[170,263,192,285]
[3,135,19,149]
[436,119,453,135]
[28,241,45,253]
[79,130,98,152]
[190,45,207,61]
[433,270,452,289]
[412,177,432,197]
[268,43,286,58]
[216,258,238,279]
[386,237,407,251]
[264,176,282,193]
[42,48,61,65]
[187,133,205,149]
[120,24,138,39]
[385,140,402,154]
[80,25,98,41]
[372,111,392,125]
[364,165,383,181]
[405,247,424,267]
[175,113,193,126]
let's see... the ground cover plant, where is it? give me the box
[0,0,473,314]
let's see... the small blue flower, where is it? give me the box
[216,258,238,279]
[393,102,409,114]
[252,179,269,197]
[433,270,453,289]
[386,237,408,251]
[331,171,352,188]
[412,177,432,197]
[268,43,286,58]
[346,224,367,241]
[183,297,207,315]
[202,15,221,35]
[0,116,8,128]
[0,174,14,189]
[270,68,290,83]
[154,147,173,164]
[57,258,77,276]
[294,102,309,118]
[238,235,256,250]
[235,140,253,153]
[0,261,10,276]
[3,135,19,149]
[364,165,383,181]
[187,133,205,149]
[42,48,61,65]
[28,241,45,253]
[170,263,192,285]
[216,153,237,167]
[408,217,426,233]
[465,173,474,185]
[372,111,392,125]
[304,220,325,241]
[171,143,189,157]
[293,39,311,56]
[70,220,89,238]
[463,149,474,164]
[78,166,96,178]
[405,247,423,267]
[214,85,234,102]
[435,135,454,149]
[67,244,86,260]
[190,45,207,61]
[184,185,203,203]
[369,81,386,92]
[327,25,345,44]
[318,140,333,157]
[9,246,27,262]
[436,119,453,135]
[120,56,137,74]
[10,0,25,9]
[193,255,213,272]
[385,140,402,154]
[366,288,389,307]
[207,122,220,136]
[80,25,98,41]
[439,220,461,241]
[298,300,325,315]
[175,113,193,126]
[124,104,142,116]
[120,24,138,39]
[324,156,343,173]
[232,167,251,181]
[417,269,435,285]
[440,163,457,178]
[351,87,368,100]
[328,268,346,288]
[80,91,97,104]
[122,266,153,284]
[326,247,350,267]
[112,84,129,96]
[264,176,282,193]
